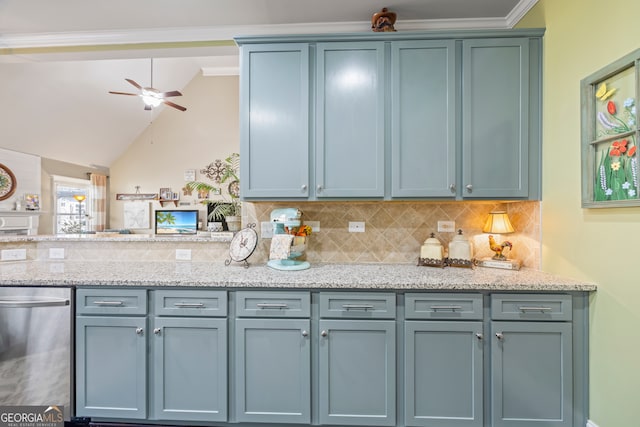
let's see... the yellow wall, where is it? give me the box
[519,1,640,425]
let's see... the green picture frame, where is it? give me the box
[581,49,640,207]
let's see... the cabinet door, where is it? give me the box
[240,43,310,198]
[462,38,530,198]
[316,42,385,198]
[318,319,396,426]
[491,322,573,427]
[151,317,227,422]
[75,316,147,419]
[235,318,311,424]
[405,321,483,427]
[391,40,457,197]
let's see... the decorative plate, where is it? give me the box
[226,224,258,267]
[0,164,17,201]
[228,180,240,198]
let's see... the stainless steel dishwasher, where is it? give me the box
[0,287,73,421]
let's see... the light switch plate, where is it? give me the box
[261,221,274,239]
[348,221,365,233]
[437,220,455,232]
[306,221,320,233]
[1,249,27,261]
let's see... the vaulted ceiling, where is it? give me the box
[0,0,536,168]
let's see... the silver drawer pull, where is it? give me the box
[518,306,552,312]
[256,303,289,309]
[342,304,374,310]
[430,305,463,311]
[93,300,125,306]
[174,302,205,308]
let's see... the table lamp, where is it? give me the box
[477,211,521,270]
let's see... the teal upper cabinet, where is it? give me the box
[390,40,456,197]
[316,42,386,198]
[462,38,532,198]
[236,30,543,200]
[240,43,310,198]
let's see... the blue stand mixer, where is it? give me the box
[267,208,310,271]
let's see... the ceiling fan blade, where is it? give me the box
[160,90,182,98]
[109,91,138,96]
[163,100,187,111]
[125,78,143,90]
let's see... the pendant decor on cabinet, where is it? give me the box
[226,224,258,268]
[371,8,397,32]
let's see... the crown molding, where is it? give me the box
[0,17,515,51]
[506,0,540,28]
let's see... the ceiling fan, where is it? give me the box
[108,59,187,112]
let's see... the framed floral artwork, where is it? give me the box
[581,49,640,207]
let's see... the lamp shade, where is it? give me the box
[482,211,514,234]
[73,194,86,202]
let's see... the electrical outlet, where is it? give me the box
[437,220,455,232]
[175,249,192,261]
[348,221,365,233]
[261,221,274,239]
[49,248,65,259]
[1,249,27,261]
[305,221,320,233]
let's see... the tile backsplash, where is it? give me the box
[245,200,541,268]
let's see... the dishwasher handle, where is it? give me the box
[0,296,70,308]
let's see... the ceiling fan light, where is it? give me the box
[141,94,162,108]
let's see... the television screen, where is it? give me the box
[155,210,199,235]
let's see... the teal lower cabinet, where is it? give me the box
[75,288,148,419]
[234,291,311,424]
[151,317,227,422]
[404,293,484,427]
[404,321,484,427]
[318,292,397,426]
[235,318,311,423]
[490,294,574,427]
[76,315,148,419]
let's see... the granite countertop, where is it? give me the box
[0,233,233,243]
[0,260,597,291]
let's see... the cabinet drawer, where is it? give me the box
[320,292,396,319]
[153,290,227,317]
[491,294,572,321]
[235,291,310,318]
[76,288,147,315]
[405,293,483,320]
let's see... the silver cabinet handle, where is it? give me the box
[430,305,463,311]
[301,184,307,191]
[174,302,205,308]
[495,332,504,340]
[475,333,483,340]
[93,300,124,306]
[317,185,323,192]
[518,306,552,312]
[342,304,374,310]
[449,184,456,193]
[136,328,144,336]
[154,328,162,335]
[321,330,328,337]
[302,330,309,337]
[256,303,289,309]
[465,184,473,193]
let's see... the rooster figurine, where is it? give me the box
[488,235,512,260]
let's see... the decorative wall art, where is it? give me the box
[581,49,640,207]
[123,201,150,229]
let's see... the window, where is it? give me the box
[52,176,92,234]
[581,49,639,207]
